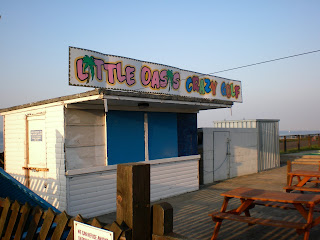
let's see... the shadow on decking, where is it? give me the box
[164,163,320,239]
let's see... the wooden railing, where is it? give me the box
[279,134,320,152]
[0,163,188,240]
[0,197,132,240]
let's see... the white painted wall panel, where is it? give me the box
[2,104,67,211]
[4,114,26,177]
[65,109,106,170]
[151,159,199,202]
[201,128,259,184]
[67,169,117,217]
[229,129,258,178]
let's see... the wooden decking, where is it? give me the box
[147,159,320,240]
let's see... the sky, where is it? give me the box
[0,0,319,131]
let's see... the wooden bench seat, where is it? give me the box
[209,211,308,230]
[288,170,320,177]
[210,188,320,240]
[284,186,320,193]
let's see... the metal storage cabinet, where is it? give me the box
[199,119,280,184]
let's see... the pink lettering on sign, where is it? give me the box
[151,70,160,89]
[74,56,185,92]
[159,70,168,88]
[125,66,135,86]
[76,58,89,82]
[104,63,117,84]
[94,59,104,81]
[116,62,126,83]
[173,72,180,90]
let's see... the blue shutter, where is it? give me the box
[148,112,178,160]
[107,111,145,165]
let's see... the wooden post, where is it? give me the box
[297,135,301,151]
[318,134,320,147]
[308,135,311,148]
[284,136,287,152]
[152,202,173,236]
[287,160,292,186]
[116,163,151,240]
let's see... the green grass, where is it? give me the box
[280,145,320,154]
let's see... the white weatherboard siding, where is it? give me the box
[4,114,27,184]
[150,158,199,202]
[3,105,67,211]
[67,168,117,217]
[66,156,199,218]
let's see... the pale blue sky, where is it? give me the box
[1,1,320,131]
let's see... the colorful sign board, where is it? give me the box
[74,221,113,240]
[69,47,242,102]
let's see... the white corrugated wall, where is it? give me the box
[67,169,117,217]
[66,156,199,218]
[257,120,280,171]
[150,159,199,202]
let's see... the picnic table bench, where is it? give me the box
[284,170,320,193]
[285,159,320,193]
[209,187,320,240]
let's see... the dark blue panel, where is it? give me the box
[148,112,178,160]
[107,111,145,165]
[177,113,198,156]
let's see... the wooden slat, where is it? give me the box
[221,187,320,204]
[3,200,21,240]
[13,202,31,240]
[51,211,69,239]
[209,211,308,230]
[300,156,320,159]
[0,197,12,238]
[292,161,320,165]
[37,208,55,240]
[90,218,103,228]
[108,221,125,240]
[25,206,43,240]
[288,170,320,178]
[254,200,320,212]
[284,186,320,193]
[66,214,84,240]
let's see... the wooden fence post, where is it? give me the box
[287,160,292,186]
[284,136,287,152]
[152,202,173,236]
[116,163,151,240]
[297,135,301,151]
[308,135,311,148]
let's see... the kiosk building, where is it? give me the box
[0,47,242,217]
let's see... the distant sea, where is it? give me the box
[280,130,320,136]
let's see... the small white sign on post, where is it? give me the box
[74,221,114,240]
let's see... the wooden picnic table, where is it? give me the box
[209,187,320,240]
[284,170,320,193]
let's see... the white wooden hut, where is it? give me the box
[0,47,242,217]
